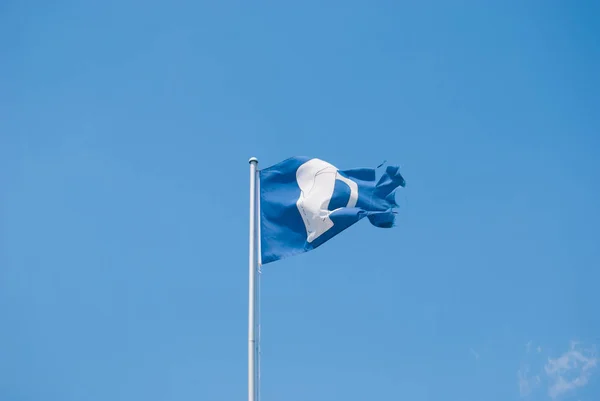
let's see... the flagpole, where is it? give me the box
[248,157,258,401]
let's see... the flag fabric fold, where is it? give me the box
[259,156,406,264]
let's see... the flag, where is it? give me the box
[259,156,406,264]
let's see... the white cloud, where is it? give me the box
[518,364,541,397]
[526,341,542,354]
[470,348,480,360]
[544,342,597,399]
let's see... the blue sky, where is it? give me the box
[1,1,599,400]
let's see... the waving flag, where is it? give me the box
[259,156,406,264]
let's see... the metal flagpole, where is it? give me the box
[248,157,258,401]
[256,160,262,401]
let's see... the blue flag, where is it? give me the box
[259,156,406,264]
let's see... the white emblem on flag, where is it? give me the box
[296,158,358,243]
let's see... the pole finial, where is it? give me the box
[249,157,258,164]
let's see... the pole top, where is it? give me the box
[249,157,258,164]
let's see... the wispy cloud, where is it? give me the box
[518,364,541,397]
[470,348,480,360]
[526,341,542,354]
[544,342,597,399]
[518,340,597,399]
